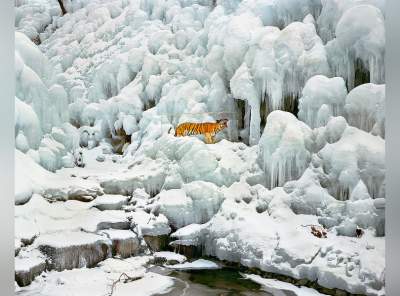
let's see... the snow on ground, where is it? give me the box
[16,257,174,296]
[15,0,385,295]
[166,259,220,270]
[244,273,327,296]
[154,251,187,264]
[15,149,101,204]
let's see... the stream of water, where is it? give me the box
[151,266,298,296]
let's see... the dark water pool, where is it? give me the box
[152,266,297,296]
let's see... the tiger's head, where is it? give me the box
[216,118,229,129]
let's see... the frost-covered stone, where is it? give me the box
[35,231,112,271]
[98,229,139,258]
[15,249,46,287]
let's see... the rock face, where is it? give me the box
[15,251,46,287]
[99,229,139,258]
[35,231,112,271]
[143,235,169,252]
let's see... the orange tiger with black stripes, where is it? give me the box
[172,119,228,144]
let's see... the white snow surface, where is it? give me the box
[166,259,220,270]
[244,273,327,296]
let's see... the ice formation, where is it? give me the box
[298,75,347,128]
[318,124,385,201]
[345,83,385,138]
[14,0,386,295]
[258,111,313,188]
[325,4,385,89]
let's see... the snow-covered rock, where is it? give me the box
[98,229,140,258]
[15,249,46,287]
[35,231,112,271]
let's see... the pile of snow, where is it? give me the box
[16,257,173,296]
[15,194,129,243]
[15,150,101,205]
[244,274,326,295]
[166,259,220,270]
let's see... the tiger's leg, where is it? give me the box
[210,134,215,144]
[204,133,212,144]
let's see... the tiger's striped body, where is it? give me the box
[174,119,229,144]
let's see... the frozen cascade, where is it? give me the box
[326,5,385,90]
[245,20,330,116]
[258,111,313,189]
[344,83,385,138]
[230,63,260,146]
[318,125,385,200]
[316,0,385,44]
[298,75,347,128]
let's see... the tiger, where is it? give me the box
[172,118,229,144]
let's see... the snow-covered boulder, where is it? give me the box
[35,231,112,271]
[98,229,140,258]
[15,249,46,287]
